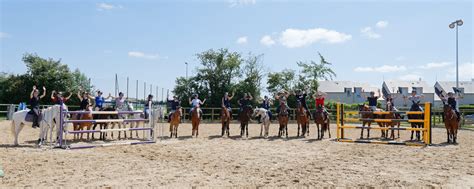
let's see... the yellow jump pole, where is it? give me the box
[336,103,340,140]
[424,102,431,145]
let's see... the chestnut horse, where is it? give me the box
[169,107,182,138]
[278,103,289,138]
[358,104,383,139]
[296,102,309,137]
[221,107,231,137]
[314,105,330,139]
[443,103,459,144]
[73,106,93,140]
[191,106,201,137]
[239,105,252,138]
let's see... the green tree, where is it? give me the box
[297,52,336,90]
[0,53,92,105]
[266,69,296,94]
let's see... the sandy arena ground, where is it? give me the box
[1,120,473,188]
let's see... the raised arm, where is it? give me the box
[30,86,36,99]
[51,90,56,100]
[40,86,47,99]
[248,93,253,100]
[77,91,83,101]
[201,98,206,105]
[188,97,192,105]
[66,92,73,100]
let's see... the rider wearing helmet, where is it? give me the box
[404,90,424,112]
[313,91,328,117]
[294,89,311,118]
[362,89,381,111]
[260,95,273,120]
[189,94,206,120]
[238,92,253,112]
[222,91,235,118]
[275,90,290,114]
[167,95,181,122]
[440,92,462,122]
[51,90,72,105]
[29,86,46,128]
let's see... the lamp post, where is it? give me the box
[449,19,463,89]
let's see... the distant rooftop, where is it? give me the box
[318,81,379,93]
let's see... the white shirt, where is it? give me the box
[191,99,202,107]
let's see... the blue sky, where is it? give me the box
[1,0,472,99]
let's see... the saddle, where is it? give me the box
[25,110,42,122]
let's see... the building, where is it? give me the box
[318,81,380,104]
[381,80,435,108]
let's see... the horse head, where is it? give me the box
[410,102,421,111]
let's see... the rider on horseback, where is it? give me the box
[238,93,253,112]
[404,90,424,111]
[93,90,110,111]
[51,90,72,105]
[275,90,290,114]
[383,93,399,111]
[362,89,381,111]
[313,91,328,118]
[144,94,153,119]
[77,89,95,119]
[189,94,206,120]
[260,95,273,121]
[294,89,311,118]
[222,91,235,118]
[440,92,462,122]
[29,86,46,128]
[167,95,181,122]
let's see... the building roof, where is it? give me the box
[436,81,474,93]
[382,80,434,93]
[318,81,379,93]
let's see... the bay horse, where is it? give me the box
[314,105,330,139]
[278,103,289,138]
[443,103,459,144]
[296,102,309,137]
[72,105,94,140]
[253,107,271,138]
[169,107,182,138]
[191,106,201,137]
[221,107,231,137]
[239,105,252,138]
[408,102,424,141]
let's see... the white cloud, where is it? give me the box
[279,28,352,48]
[376,21,389,28]
[447,62,474,80]
[236,36,248,44]
[260,35,275,47]
[360,27,381,39]
[0,32,10,39]
[229,0,256,7]
[399,74,423,81]
[419,62,452,69]
[354,65,406,73]
[128,51,162,60]
[97,3,122,11]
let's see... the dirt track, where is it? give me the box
[1,120,473,188]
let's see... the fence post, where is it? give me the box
[211,108,214,122]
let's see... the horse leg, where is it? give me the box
[453,126,458,144]
[316,123,320,139]
[260,123,263,137]
[297,123,300,137]
[410,123,415,141]
[360,122,364,139]
[367,122,371,139]
[246,124,248,138]
[397,122,400,138]
[285,124,288,138]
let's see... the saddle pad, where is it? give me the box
[25,111,42,122]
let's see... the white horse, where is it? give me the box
[11,108,48,146]
[253,107,271,138]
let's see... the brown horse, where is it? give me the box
[383,101,398,139]
[239,105,252,138]
[358,104,383,139]
[443,103,459,144]
[278,103,289,138]
[221,107,231,137]
[296,102,309,137]
[314,105,330,139]
[191,106,201,137]
[169,107,182,138]
[73,106,93,140]
[92,107,118,140]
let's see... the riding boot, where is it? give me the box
[32,108,40,128]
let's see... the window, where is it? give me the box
[344,88,352,97]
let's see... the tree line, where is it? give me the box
[0,53,93,105]
[172,49,336,109]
